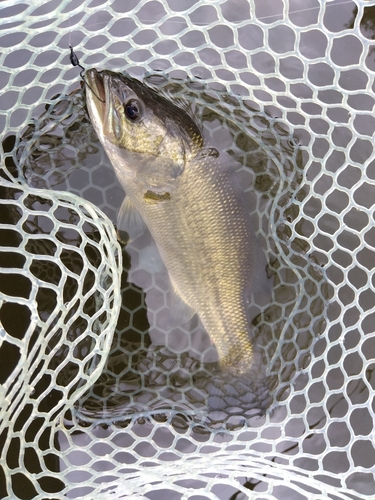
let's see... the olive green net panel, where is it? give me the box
[0,0,374,498]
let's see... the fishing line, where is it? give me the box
[74,0,352,31]
[69,45,105,103]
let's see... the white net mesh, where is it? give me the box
[0,0,374,498]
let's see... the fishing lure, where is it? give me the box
[69,45,105,103]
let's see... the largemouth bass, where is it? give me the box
[85,69,269,375]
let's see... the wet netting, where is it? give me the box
[0,0,374,498]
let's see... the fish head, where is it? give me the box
[85,69,203,184]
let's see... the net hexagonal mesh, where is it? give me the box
[0,0,374,498]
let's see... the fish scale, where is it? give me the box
[85,68,269,375]
[135,154,254,372]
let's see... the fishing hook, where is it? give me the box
[69,45,105,103]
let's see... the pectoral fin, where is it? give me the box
[117,197,147,243]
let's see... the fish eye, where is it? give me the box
[124,99,141,120]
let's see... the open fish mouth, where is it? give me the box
[86,69,105,101]
[85,68,119,141]
[85,68,107,118]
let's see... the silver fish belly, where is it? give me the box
[85,68,268,374]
